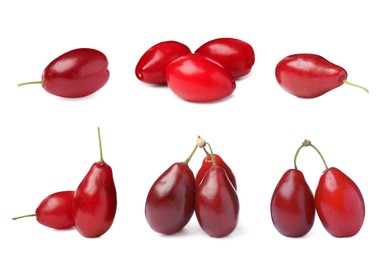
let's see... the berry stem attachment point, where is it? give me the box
[196,136,206,148]
[196,136,216,166]
[197,136,211,156]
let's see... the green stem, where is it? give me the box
[203,146,210,156]
[294,139,328,170]
[12,214,36,220]
[309,143,329,170]
[98,127,104,163]
[205,142,217,167]
[17,80,44,87]
[343,79,369,94]
[293,143,304,170]
[184,144,198,165]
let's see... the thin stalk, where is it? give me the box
[203,146,210,156]
[184,144,198,165]
[12,214,36,220]
[309,143,329,170]
[343,79,369,94]
[205,142,217,167]
[293,143,304,170]
[17,80,44,87]
[98,127,104,163]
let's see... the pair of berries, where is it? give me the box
[270,140,365,238]
[13,128,117,238]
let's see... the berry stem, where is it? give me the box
[98,127,104,163]
[205,142,217,167]
[309,142,329,170]
[17,80,44,87]
[12,214,36,220]
[294,139,328,170]
[203,147,210,156]
[294,143,304,170]
[343,79,369,94]
[184,144,198,165]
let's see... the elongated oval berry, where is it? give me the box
[35,191,75,229]
[18,48,110,98]
[270,169,315,237]
[73,162,117,237]
[166,53,236,102]
[195,38,255,78]
[195,166,239,237]
[145,162,196,235]
[315,167,365,237]
[72,128,117,238]
[275,53,368,98]
[12,191,75,229]
[275,53,347,98]
[136,41,191,84]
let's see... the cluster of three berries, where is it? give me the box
[145,137,239,238]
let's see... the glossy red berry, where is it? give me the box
[136,41,191,84]
[18,48,110,98]
[195,166,239,237]
[166,53,236,102]
[315,167,365,237]
[12,191,75,230]
[145,162,196,235]
[270,169,315,237]
[72,128,117,238]
[195,38,255,78]
[275,53,368,98]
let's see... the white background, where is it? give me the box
[1,0,386,259]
